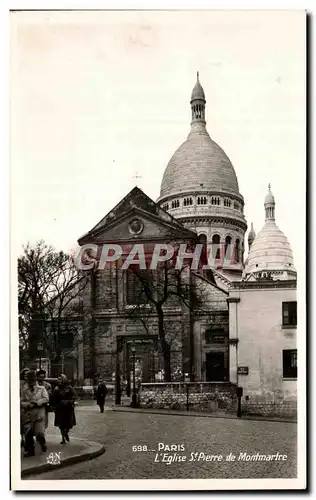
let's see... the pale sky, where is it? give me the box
[11,10,306,270]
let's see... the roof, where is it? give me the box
[264,184,275,204]
[191,74,205,101]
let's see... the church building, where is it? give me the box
[74,74,297,417]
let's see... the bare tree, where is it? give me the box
[18,241,90,362]
[124,259,207,382]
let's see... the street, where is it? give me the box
[27,403,297,480]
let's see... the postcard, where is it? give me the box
[10,8,306,491]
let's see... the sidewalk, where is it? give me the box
[21,434,105,478]
[112,405,297,424]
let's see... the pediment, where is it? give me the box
[78,207,196,245]
[78,186,193,245]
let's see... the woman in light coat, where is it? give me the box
[20,370,49,457]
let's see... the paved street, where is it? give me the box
[27,403,297,480]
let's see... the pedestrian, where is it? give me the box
[20,370,49,457]
[51,374,76,444]
[96,380,107,413]
[20,367,30,447]
[37,369,52,429]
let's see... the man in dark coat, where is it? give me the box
[96,381,108,413]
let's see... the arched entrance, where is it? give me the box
[115,335,159,405]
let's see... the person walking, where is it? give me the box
[96,381,108,413]
[20,370,49,457]
[51,374,76,444]
[20,367,30,447]
[37,369,52,429]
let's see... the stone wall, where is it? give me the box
[242,396,297,418]
[140,382,297,418]
[140,382,237,413]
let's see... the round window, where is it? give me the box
[128,218,144,235]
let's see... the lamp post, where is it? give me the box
[131,345,137,408]
[37,342,43,370]
[61,352,65,374]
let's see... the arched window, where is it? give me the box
[235,239,240,263]
[212,234,221,260]
[198,234,207,246]
[224,236,232,262]
[184,197,193,206]
[197,197,200,205]
[126,266,148,305]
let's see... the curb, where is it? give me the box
[21,439,105,478]
[112,406,297,424]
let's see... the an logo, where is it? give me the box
[46,452,61,465]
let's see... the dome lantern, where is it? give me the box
[190,71,206,124]
[264,183,275,221]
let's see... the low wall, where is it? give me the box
[140,382,238,413]
[242,397,297,418]
[139,383,297,418]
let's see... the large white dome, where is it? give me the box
[245,220,295,273]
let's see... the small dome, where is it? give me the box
[191,77,205,101]
[264,183,275,204]
[245,220,295,276]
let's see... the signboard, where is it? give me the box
[237,366,249,375]
[205,329,226,344]
[126,339,154,345]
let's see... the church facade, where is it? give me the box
[73,74,297,416]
